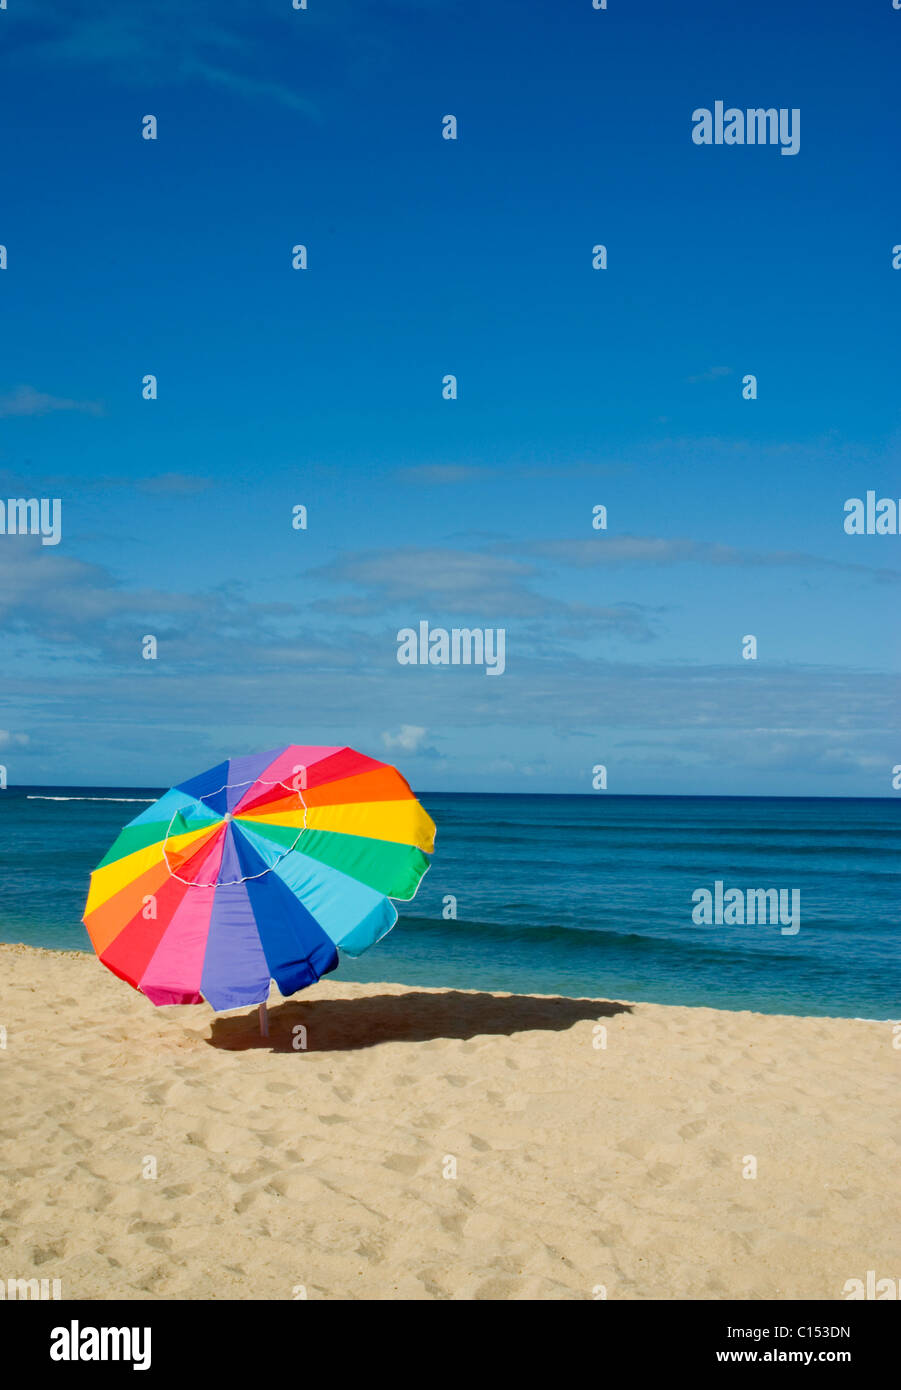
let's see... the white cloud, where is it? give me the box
[0,731,30,748]
[381,724,428,753]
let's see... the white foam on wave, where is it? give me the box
[26,795,156,803]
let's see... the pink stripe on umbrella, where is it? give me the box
[232,745,345,813]
[138,830,225,1005]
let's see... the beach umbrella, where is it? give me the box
[82,745,435,1030]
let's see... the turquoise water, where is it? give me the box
[0,789,898,1018]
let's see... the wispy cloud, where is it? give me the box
[310,548,540,609]
[394,465,497,486]
[135,473,213,495]
[392,460,624,486]
[0,470,211,495]
[0,539,365,673]
[515,534,901,582]
[306,545,660,637]
[5,635,899,793]
[0,385,104,418]
[1,526,897,790]
[184,57,314,114]
[3,1,320,115]
[686,365,733,384]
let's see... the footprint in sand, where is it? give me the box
[231,1158,280,1185]
[265,1172,324,1201]
[616,1137,650,1160]
[30,1242,67,1264]
[144,1082,179,1105]
[411,1111,441,1130]
[382,1153,421,1175]
[473,1275,523,1299]
[126,1219,170,1235]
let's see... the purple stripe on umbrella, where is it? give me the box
[225,748,284,813]
[199,826,271,1010]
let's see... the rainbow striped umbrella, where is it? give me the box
[82,745,435,1014]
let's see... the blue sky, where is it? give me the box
[0,0,899,794]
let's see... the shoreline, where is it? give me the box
[0,940,896,1025]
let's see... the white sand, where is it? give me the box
[0,942,898,1300]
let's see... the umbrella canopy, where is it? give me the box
[82,745,435,1010]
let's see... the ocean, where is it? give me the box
[0,788,898,1019]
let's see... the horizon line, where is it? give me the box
[5,784,900,803]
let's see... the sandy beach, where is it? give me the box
[0,942,898,1301]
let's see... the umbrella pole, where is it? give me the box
[258,1001,269,1038]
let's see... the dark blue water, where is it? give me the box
[0,789,898,1018]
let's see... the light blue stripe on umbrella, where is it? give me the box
[126,787,220,829]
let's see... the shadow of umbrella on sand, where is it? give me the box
[207,990,634,1052]
[82,745,435,1035]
